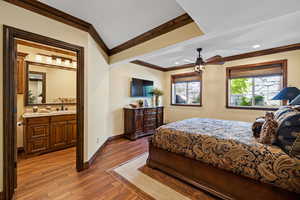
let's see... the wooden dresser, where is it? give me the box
[124,107,164,140]
[23,114,76,155]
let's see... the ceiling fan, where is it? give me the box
[194,48,225,73]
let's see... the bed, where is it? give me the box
[147,118,300,200]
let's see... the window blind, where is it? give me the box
[228,64,283,79]
[171,72,201,83]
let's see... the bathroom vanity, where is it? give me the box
[23,111,77,155]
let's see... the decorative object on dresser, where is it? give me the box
[23,114,77,155]
[150,88,164,106]
[124,107,164,140]
[137,99,144,107]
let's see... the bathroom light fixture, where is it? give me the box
[56,58,62,65]
[35,55,42,62]
[64,60,70,66]
[72,61,77,67]
[252,44,261,49]
[46,57,52,64]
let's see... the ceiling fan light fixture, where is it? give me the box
[194,48,205,73]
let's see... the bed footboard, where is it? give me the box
[147,141,299,200]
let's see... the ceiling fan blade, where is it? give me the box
[205,55,225,65]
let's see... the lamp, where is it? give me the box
[272,87,300,102]
[194,48,205,73]
[290,94,300,105]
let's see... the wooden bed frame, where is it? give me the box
[147,141,299,200]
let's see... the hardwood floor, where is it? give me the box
[16,137,215,200]
[16,137,148,200]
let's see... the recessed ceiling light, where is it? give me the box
[175,62,179,65]
[252,44,261,49]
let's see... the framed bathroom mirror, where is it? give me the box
[27,71,46,104]
[25,61,77,106]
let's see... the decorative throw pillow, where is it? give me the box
[290,133,300,159]
[275,106,300,157]
[259,112,278,145]
[252,117,265,138]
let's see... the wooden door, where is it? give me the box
[67,120,77,145]
[50,121,68,149]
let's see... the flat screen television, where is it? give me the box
[131,78,154,97]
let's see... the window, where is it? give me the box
[171,72,202,106]
[226,60,287,110]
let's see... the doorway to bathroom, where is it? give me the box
[3,26,85,200]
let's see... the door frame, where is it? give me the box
[3,25,85,200]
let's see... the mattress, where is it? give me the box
[151,118,300,193]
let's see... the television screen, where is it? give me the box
[131,78,153,97]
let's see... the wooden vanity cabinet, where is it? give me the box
[67,120,77,145]
[17,52,28,94]
[24,114,76,155]
[124,107,164,140]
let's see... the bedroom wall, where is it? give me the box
[0,1,111,191]
[109,63,165,135]
[163,50,300,123]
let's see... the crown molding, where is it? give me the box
[4,0,194,59]
[164,63,195,71]
[131,60,166,72]
[16,39,77,57]
[110,13,194,56]
[220,43,300,62]
[140,43,300,72]
[4,0,109,55]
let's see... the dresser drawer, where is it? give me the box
[157,107,163,113]
[27,124,49,139]
[27,137,49,154]
[134,109,144,116]
[144,114,156,121]
[144,125,156,133]
[144,108,157,115]
[51,114,76,122]
[27,117,49,125]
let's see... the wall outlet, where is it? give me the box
[96,138,99,144]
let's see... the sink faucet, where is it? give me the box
[58,97,66,111]
[60,103,65,111]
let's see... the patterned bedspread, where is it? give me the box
[151,118,300,193]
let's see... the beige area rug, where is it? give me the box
[109,153,216,200]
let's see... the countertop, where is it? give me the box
[23,110,76,118]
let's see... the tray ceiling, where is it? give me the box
[38,0,300,67]
[39,0,185,49]
[137,0,300,67]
